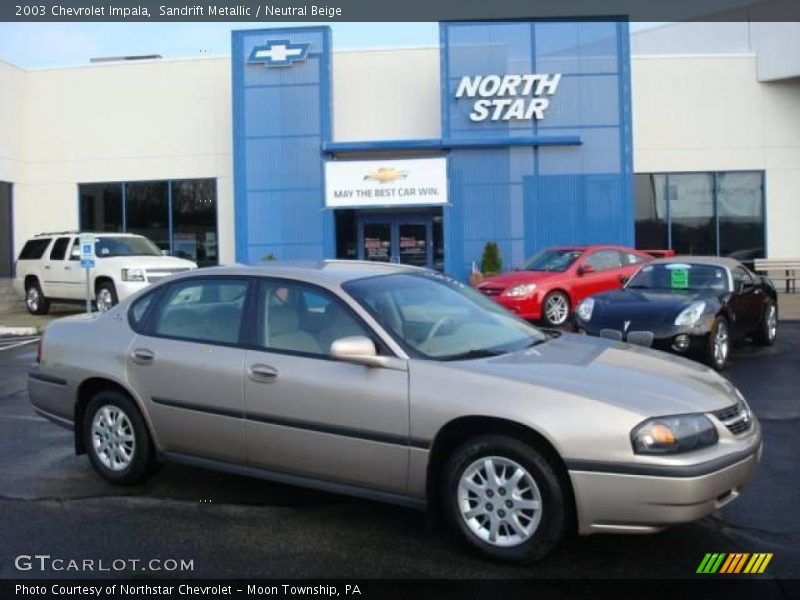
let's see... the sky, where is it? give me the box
[0,22,663,69]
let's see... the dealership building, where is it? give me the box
[0,20,798,280]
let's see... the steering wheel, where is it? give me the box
[425,316,458,343]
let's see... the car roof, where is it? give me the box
[182,260,428,285]
[34,231,142,238]
[649,255,742,270]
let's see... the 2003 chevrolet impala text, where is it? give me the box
[28,261,762,562]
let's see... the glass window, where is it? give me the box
[628,263,729,293]
[519,248,583,272]
[79,183,123,232]
[583,250,622,271]
[125,182,169,252]
[344,273,546,360]
[49,237,70,260]
[69,237,81,260]
[634,174,668,250]
[19,238,51,260]
[257,281,371,356]
[718,172,764,264]
[669,173,716,255]
[172,179,218,267]
[130,291,157,331]
[731,266,754,290]
[153,279,248,345]
[621,251,648,266]
[95,236,161,258]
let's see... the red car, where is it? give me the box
[476,245,655,326]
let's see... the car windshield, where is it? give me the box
[518,249,583,272]
[627,263,729,292]
[95,236,162,258]
[344,272,547,360]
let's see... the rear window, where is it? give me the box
[18,239,51,260]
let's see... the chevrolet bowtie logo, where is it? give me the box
[248,40,311,67]
[363,168,409,183]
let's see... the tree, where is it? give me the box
[481,242,502,275]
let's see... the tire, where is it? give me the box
[24,279,50,315]
[541,291,570,327]
[441,434,567,563]
[753,301,778,346]
[704,316,730,371]
[95,281,119,313]
[83,390,157,485]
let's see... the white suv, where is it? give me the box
[15,232,197,314]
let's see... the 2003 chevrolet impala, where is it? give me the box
[28,261,762,562]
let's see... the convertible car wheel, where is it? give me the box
[442,435,567,563]
[753,301,778,346]
[84,390,157,485]
[705,317,730,371]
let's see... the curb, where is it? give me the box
[0,326,40,337]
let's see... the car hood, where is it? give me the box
[478,270,563,289]
[452,333,738,416]
[588,289,714,330]
[99,256,197,269]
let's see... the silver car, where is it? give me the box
[28,261,762,562]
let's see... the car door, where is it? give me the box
[61,237,87,300]
[243,279,410,494]
[42,236,71,298]
[728,266,762,337]
[125,277,251,464]
[573,250,624,301]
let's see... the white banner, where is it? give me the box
[325,158,447,208]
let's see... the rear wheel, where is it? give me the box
[542,291,570,327]
[705,316,730,371]
[83,390,157,485]
[753,301,778,346]
[442,435,567,563]
[95,281,118,313]
[25,280,50,315]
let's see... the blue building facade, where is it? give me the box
[232,20,633,279]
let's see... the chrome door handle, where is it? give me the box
[249,364,278,383]
[43,265,50,270]
[65,266,72,270]
[131,348,155,364]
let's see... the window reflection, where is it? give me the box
[172,180,218,267]
[79,183,123,232]
[125,182,170,252]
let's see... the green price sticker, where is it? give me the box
[670,268,689,289]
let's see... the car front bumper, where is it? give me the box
[483,293,544,321]
[568,423,762,535]
[115,280,151,301]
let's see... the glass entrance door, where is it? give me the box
[357,214,433,269]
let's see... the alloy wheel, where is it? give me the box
[767,306,777,341]
[544,294,569,326]
[714,321,729,366]
[457,456,543,547]
[26,287,39,312]
[96,288,114,312]
[91,405,136,471]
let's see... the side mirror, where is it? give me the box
[330,336,407,371]
[578,264,595,275]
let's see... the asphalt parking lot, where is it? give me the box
[0,323,798,582]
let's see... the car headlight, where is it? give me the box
[674,301,706,327]
[631,414,718,454]
[576,298,595,321]
[505,283,537,298]
[121,268,146,282]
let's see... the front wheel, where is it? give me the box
[25,280,50,315]
[442,435,567,563]
[95,281,118,313]
[705,316,730,371]
[542,291,570,327]
[83,390,157,485]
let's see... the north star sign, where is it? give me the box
[455,73,562,122]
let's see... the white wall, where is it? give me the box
[4,57,236,264]
[0,60,27,185]
[332,47,441,141]
[632,54,800,258]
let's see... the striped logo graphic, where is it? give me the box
[696,553,773,574]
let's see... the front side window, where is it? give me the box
[732,266,753,289]
[583,250,622,271]
[627,263,729,293]
[344,273,546,360]
[518,249,583,272]
[152,279,248,344]
[256,281,371,357]
[95,236,162,258]
[49,237,70,261]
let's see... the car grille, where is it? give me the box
[479,287,503,297]
[146,268,191,283]
[713,402,753,435]
[626,331,654,348]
